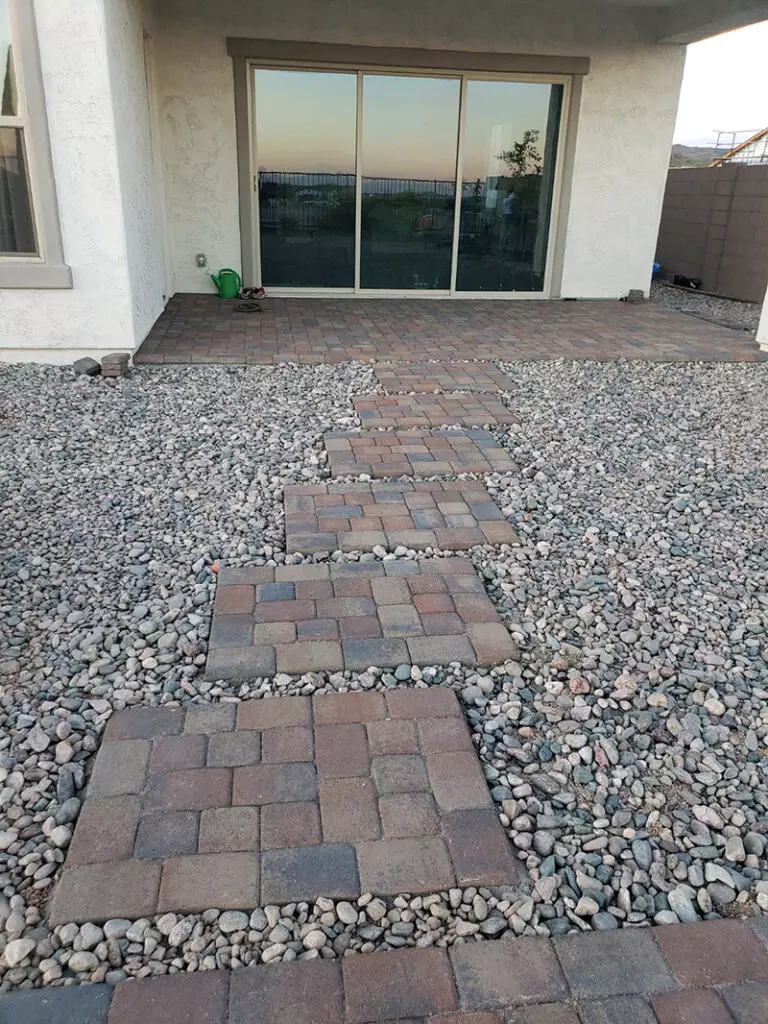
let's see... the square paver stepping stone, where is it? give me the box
[324,428,516,478]
[204,558,519,680]
[51,691,521,921]
[354,394,516,428]
[374,361,515,393]
[284,480,519,554]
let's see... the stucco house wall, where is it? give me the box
[152,0,685,300]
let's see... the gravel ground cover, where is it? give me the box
[0,358,766,992]
[650,280,762,334]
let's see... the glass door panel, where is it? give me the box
[360,75,460,290]
[254,70,357,287]
[456,81,563,292]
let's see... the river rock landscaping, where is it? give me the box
[0,357,766,992]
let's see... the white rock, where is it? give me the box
[4,938,36,966]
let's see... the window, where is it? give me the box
[0,0,70,286]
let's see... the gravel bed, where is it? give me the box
[650,280,762,334]
[0,359,766,990]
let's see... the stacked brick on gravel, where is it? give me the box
[353,394,516,428]
[374,361,515,393]
[323,428,516,478]
[205,559,519,680]
[49,690,520,923]
[284,480,519,554]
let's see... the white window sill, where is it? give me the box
[0,261,73,288]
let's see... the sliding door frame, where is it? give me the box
[236,57,573,299]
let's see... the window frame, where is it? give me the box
[0,0,71,287]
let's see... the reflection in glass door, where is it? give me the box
[359,75,460,290]
[252,68,564,294]
[254,70,357,287]
[456,81,563,292]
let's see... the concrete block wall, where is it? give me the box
[656,164,768,303]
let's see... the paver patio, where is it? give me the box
[204,559,518,680]
[48,689,521,924]
[6,919,768,1022]
[324,429,516,478]
[353,394,516,428]
[284,481,519,554]
[374,361,516,393]
[133,294,765,364]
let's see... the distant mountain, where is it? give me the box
[670,144,716,168]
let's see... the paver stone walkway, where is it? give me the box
[354,394,516,428]
[49,689,521,924]
[324,429,516,478]
[374,361,516,393]
[284,481,518,554]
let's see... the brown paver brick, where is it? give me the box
[213,584,255,616]
[313,692,386,724]
[134,810,199,859]
[261,801,322,849]
[654,920,768,988]
[466,622,519,664]
[276,639,344,673]
[372,754,430,794]
[357,836,454,893]
[379,792,440,838]
[442,808,520,885]
[138,295,764,368]
[421,612,466,635]
[50,860,161,924]
[104,706,184,741]
[88,739,150,798]
[66,796,140,865]
[209,614,257,647]
[367,718,419,755]
[232,763,317,804]
[451,938,568,1009]
[343,947,458,1023]
[237,696,311,730]
[297,617,340,639]
[339,615,383,638]
[207,730,261,767]
[388,687,461,719]
[554,930,675,998]
[261,725,314,763]
[315,723,370,778]
[150,733,207,772]
[426,752,492,811]
[109,967,230,1024]
[374,361,514,394]
[253,599,316,623]
[144,768,232,811]
[320,777,381,842]
[452,594,499,622]
[418,716,474,753]
[158,852,259,911]
[651,988,734,1024]
[198,806,260,853]
[354,393,516,428]
[260,843,359,902]
[184,703,237,734]
[229,958,343,1024]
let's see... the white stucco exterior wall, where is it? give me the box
[0,0,163,363]
[757,282,768,350]
[152,0,685,300]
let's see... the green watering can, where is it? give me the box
[210,268,242,299]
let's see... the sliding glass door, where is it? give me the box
[252,67,565,295]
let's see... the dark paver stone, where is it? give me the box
[343,947,457,1022]
[0,985,112,1024]
[553,930,675,998]
[442,807,521,886]
[144,767,232,811]
[150,733,207,772]
[232,763,317,804]
[576,996,658,1024]
[505,1005,580,1024]
[229,958,342,1024]
[206,730,261,767]
[105,707,184,741]
[109,969,229,1024]
[260,843,359,902]
[134,811,199,859]
[261,801,322,850]
[721,980,768,1024]
[341,637,410,671]
[451,937,568,1009]
[372,754,430,794]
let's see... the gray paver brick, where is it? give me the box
[232,762,317,804]
[554,930,675,998]
[134,810,199,859]
[451,938,568,1009]
[206,730,261,767]
[260,843,360,902]
[0,985,113,1024]
[184,703,237,734]
[88,739,150,798]
[341,637,410,670]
